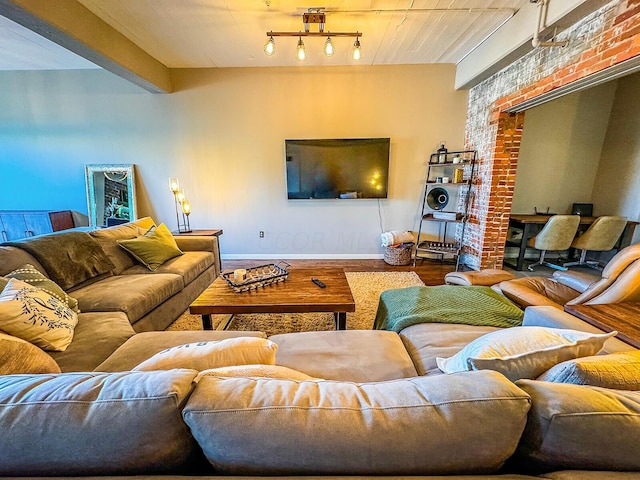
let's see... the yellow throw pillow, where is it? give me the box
[117,223,183,271]
[0,332,61,374]
[0,278,78,352]
[133,337,278,371]
[537,350,640,390]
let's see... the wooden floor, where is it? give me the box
[220,259,457,286]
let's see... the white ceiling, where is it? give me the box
[0,0,530,70]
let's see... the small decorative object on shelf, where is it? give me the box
[169,177,193,233]
[437,143,448,164]
[221,262,290,293]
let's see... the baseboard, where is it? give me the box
[221,253,385,260]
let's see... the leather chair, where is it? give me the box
[563,215,627,270]
[527,214,580,271]
[498,243,640,309]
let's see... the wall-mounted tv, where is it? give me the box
[285,138,390,200]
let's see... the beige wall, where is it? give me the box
[0,65,468,258]
[513,81,617,215]
[592,73,640,243]
[512,71,640,247]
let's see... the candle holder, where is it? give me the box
[169,177,192,233]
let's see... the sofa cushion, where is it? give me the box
[89,222,142,275]
[436,326,616,381]
[183,370,531,476]
[0,370,199,476]
[0,332,61,374]
[0,246,47,277]
[400,323,501,375]
[195,364,320,382]
[0,278,78,351]
[523,306,633,354]
[537,350,640,390]
[118,223,183,271]
[133,337,278,371]
[5,231,116,291]
[123,251,214,286]
[515,380,640,472]
[270,330,418,382]
[49,311,135,372]
[72,273,183,323]
[95,330,267,372]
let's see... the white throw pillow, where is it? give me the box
[436,326,616,381]
[133,337,278,371]
[0,278,78,352]
[195,364,321,382]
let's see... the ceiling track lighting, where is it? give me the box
[264,8,362,61]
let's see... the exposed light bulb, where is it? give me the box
[352,37,361,61]
[169,177,180,193]
[296,36,307,61]
[264,36,275,56]
[181,199,191,215]
[324,36,334,57]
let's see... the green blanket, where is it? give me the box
[374,285,523,333]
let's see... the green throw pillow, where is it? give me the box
[117,223,183,271]
[1,264,79,313]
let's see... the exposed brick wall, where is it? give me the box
[463,0,640,269]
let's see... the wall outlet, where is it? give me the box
[259,231,264,238]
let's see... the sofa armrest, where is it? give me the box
[174,236,221,276]
[552,270,600,293]
[523,306,634,354]
[174,235,218,253]
[498,277,576,309]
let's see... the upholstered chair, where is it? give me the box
[527,215,581,271]
[563,215,628,270]
[499,243,640,309]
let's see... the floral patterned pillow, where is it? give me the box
[0,278,78,352]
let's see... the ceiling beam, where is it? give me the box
[0,0,171,93]
[455,0,609,90]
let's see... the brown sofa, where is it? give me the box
[499,243,640,309]
[0,217,220,371]
[1,225,639,478]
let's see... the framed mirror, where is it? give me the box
[85,164,137,228]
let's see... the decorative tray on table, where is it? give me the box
[221,262,290,293]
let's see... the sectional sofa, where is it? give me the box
[1,221,639,478]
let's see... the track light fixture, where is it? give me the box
[324,36,334,57]
[296,36,307,61]
[264,8,362,61]
[264,35,275,56]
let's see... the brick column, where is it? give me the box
[464,0,640,269]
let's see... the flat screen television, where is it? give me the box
[285,138,390,199]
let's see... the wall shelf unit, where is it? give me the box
[414,149,477,270]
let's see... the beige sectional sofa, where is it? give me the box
[0,225,639,478]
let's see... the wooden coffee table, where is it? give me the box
[189,268,356,331]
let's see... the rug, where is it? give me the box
[166,271,425,336]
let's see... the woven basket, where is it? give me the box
[383,243,414,266]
